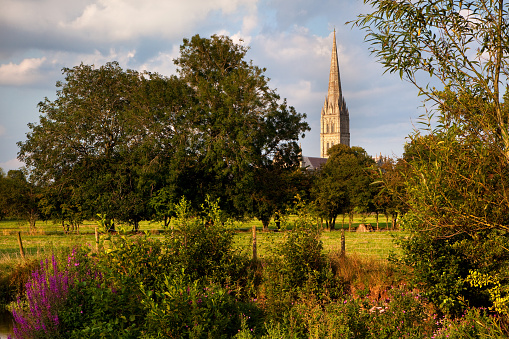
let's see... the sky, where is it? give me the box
[0,0,426,172]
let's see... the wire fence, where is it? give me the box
[321,231,406,260]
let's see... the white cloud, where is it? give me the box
[0,58,47,86]
[258,27,328,62]
[0,157,23,171]
[78,48,137,67]
[138,47,180,76]
[60,0,258,42]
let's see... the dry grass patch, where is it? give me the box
[329,252,405,301]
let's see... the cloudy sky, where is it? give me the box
[0,0,425,171]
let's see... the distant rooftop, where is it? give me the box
[301,156,327,171]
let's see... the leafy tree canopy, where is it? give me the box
[354,0,509,160]
[17,35,309,226]
[313,144,375,230]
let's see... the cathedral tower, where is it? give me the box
[320,30,350,158]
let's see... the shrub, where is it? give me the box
[236,284,435,339]
[0,259,40,309]
[58,279,142,339]
[164,197,251,288]
[268,220,325,289]
[57,237,164,338]
[49,198,254,338]
[140,272,262,338]
[394,227,509,316]
[260,219,348,324]
[364,286,435,338]
[432,308,508,338]
[9,255,73,339]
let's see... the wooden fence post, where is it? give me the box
[17,231,25,259]
[340,228,345,258]
[252,224,257,262]
[95,227,99,252]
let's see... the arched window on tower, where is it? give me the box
[327,142,329,151]
[331,123,335,133]
[326,123,329,134]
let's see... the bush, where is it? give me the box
[0,259,40,309]
[141,273,261,338]
[261,219,348,324]
[235,285,436,339]
[32,198,255,338]
[395,226,509,316]
[164,197,252,290]
[9,255,73,339]
[432,308,508,338]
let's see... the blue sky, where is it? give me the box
[0,0,424,171]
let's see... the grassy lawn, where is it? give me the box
[0,215,404,269]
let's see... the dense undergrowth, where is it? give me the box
[2,200,508,338]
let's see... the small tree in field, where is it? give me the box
[313,144,375,231]
[0,169,40,229]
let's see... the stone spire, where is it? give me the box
[320,29,350,158]
[327,29,342,104]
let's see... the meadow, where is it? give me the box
[0,216,400,268]
[1,214,506,338]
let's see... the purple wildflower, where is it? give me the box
[10,254,75,339]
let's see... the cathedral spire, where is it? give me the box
[327,29,342,103]
[320,30,350,158]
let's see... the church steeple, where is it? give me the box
[328,29,342,104]
[320,29,350,158]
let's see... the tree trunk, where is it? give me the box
[29,210,37,230]
[164,215,171,229]
[348,212,353,232]
[262,218,270,232]
[375,212,379,231]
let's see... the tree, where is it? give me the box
[18,35,309,233]
[0,170,41,229]
[173,34,309,219]
[355,0,509,160]
[18,62,189,229]
[313,144,375,231]
[374,158,408,230]
[354,0,509,315]
[0,168,7,220]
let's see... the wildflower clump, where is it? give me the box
[9,254,74,339]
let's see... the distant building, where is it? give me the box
[373,153,390,167]
[320,29,350,158]
[301,31,386,171]
[300,156,327,171]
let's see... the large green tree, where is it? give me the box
[0,169,40,229]
[18,35,309,229]
[173,34,309,219]
[18,62,190,229]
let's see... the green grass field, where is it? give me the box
[0,215,403,268]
